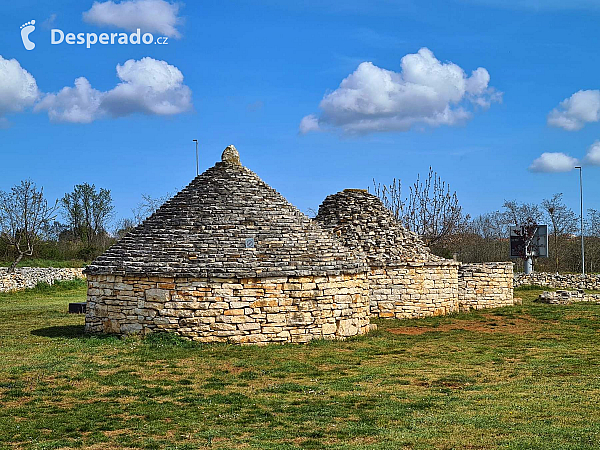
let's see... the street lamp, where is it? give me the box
[193,139,199,176]
[574,166,585,276]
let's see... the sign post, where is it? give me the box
[510,224,548,274]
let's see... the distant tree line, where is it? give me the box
[372,170,594,274]
[0,179,169,271]
[0,173,596,273]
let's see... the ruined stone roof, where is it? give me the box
[84,146,367,278]
[315,189,450,267]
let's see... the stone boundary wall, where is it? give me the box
[0,267,85,293]
[514,272,600,290]
[369,262,459,319]
[85,273,371,344]
[535,289,600,305]
[458,262,514,311]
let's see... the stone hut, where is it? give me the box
[84,146,371,344]
[315,189,460,319]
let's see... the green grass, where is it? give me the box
[514,284,552,291]
[2,285,600,449]
[0,259,88,268]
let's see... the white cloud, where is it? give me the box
[102,57,191,117]
[35,57,192,123]
[299,114,320,134]
[529,152,579,173]
[34,77,103,123]
[42,13,57,29]
[0,55,39,119]
[300,47,501,135]
[584,140,600,165]
[83,0,183,38]
[547,90,600,131]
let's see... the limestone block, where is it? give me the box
[337,319,358,337]
[146,288,170,302]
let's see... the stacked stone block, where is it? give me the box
[369,262,459,318]
[85,146,371,343]
[85,273,370,344]
[458,262,514,311]
[0,267,84,293]
[515,272,600,290]
[84,146,517,344]
[315,189,461,319]
[535,289,600,305]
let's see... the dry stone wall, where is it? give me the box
[535,289,600,305]
[514,272,600,290]
[85,273,371,344]
[369,262,459,319]
[458,262,514,311]
[0,267,84,293]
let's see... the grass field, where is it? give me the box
[0,259,88,269]
[1,282,600,449]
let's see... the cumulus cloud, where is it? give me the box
[529,152,579,173]
[34,57,192,123]
[0,55,39,119]
[34,77,103,123]
[83,0,183,38]
[102,58,191,116]
[584,140,600,165]
[299,47,501,135]
[299,114,320,134]
[547,90,600,131]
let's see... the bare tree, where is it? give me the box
[115,193,172,240]
[588,209,600,237]
[132,193,171,225]
[541,193,578,271]
[371,178,403,221]
[470,211,508,240]
[372,168,468,248]
[0,180,57,272]
[502,200,543,227]
[586,209,600,273]
[404,167,469,247]
[61,183,114,246]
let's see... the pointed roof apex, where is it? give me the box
[221,145,241,166]
[84,153,366,278]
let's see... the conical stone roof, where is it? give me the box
[315,189,445,267]
[85,146,367,278]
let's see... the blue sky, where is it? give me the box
[1,0,600,227]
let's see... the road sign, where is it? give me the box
[510,224,548,258]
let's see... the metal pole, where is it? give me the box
[575,166,585,276]
[525,256,533,274]
[193,139,198,176]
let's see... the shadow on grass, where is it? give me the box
[31,325,85,338]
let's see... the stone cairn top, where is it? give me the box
[221,145,241,166]
[315,189,449,268]
[85,146,367,278]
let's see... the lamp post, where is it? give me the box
[574,166,585,276]
[193,139,199,176]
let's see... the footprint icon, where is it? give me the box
[20,20,36,50]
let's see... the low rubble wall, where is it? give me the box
[0,267,85,293]
[514,272,600,290]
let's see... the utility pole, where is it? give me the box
[193,139,199,176]
[575,166,585,276]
